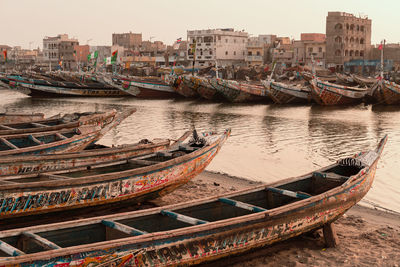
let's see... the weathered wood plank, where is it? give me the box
[56,133,67,140]
[22,232,61,250]
[160,210,208,225]
[0,239,25,256]
[0,124,16,130]
[0,137,18,149]
[31,122,49,128]
[101,220,147,236]
[267,187,311,200]
[28,135,43,145]
[219,197,267,212]
[128,159,155,166]
[40,174,72,180]
[323,223,339,247]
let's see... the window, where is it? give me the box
[356,38,359,44]
[256,51,260,56]
[225,39,228,43]
[248,51,252,56]
[234,51,236,55]
[334,23,343,30]
[308,47,313,53]
[350,24,355,30]
[225,51,228,55]
[209,50,212,55]
[243,51,245,55]
[360,26,364,32]
[360,38,364,44]
[350,37,354,43]
[360,51,364,57]
[355,50,359,56]
[357,25,360,31]
[319,47,322,52]
[335,49,341,56]
[346,23,349,30]
[218,36,221,41]
[349,50,354,56]
[345,50,348,56]
[335,36,342,43]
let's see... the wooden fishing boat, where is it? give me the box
[262,80,311,104]
[352,74,377,87]
[3,77,128,97]
[102,75,177,98]
[302,72,337,82]
[0,135,386,266]
[370,80,400,105]
[0,129,230,219]
[310,78,369,105]
[184,75,221,100]
[170,75,200,98]
[0,113,45,124]
[0,133,177,177]
[209,78,268,103]
[335,73,355,85]
[0,110,119,136]
[0,108,135,157]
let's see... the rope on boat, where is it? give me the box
[337,157,365,168]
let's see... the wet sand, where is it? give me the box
[153,171,400,267]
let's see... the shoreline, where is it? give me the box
[153,170,400,266]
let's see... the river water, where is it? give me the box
[1,89,399,213]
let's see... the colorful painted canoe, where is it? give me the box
[0,108,135,157]
[0,134,178,177]
[103,75,177,98]
[0,110,118,136]
[170,75,200,98]
[310,78,369,105]
[209,78,268,103]
[0,113,45,124]
[352,74,377,87]
[3,77,128,97]
[0,129,230,219]
[370,80,400,105]
[262,80,311,104]
[183,75,221,100]
[0,135,386,266]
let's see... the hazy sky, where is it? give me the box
[1,0,399,49]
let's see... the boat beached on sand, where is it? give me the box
[0,129,230,219]
[0,134,386,266]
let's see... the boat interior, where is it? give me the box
[0,131,76,152]
[0,161,363,257]
[0,142,205,183]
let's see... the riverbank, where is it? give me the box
[153,171,400,267]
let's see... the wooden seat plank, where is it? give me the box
[101,220,147,236]
[22,232,61,250]
[0,137,19,149]
[267,187,311,200]
[219,197,267,212]
[0,239,25,256]
[0,124,16,130]
[160,210,208,225]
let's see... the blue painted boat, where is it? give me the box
[0,135,386,266]
[0,108,135,157]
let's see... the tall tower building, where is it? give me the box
[326,12,371,70]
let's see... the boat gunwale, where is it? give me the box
[0,136,386,264]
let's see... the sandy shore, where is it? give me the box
[152,171,400,267]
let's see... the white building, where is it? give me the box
[187,28,248,67]
[43,34,78,70]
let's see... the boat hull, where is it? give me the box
[209,79,266,103]
[0,135,385,266]
[372,81,400,105]
[0,131,229,219]
[310,79,367,105]
[268,82,310,104]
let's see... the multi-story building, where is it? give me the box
[112,32,142,49]
[293,33,326,66]
[43,34,78,70]
[187,28,248,67]
[326,12,372,70]
[73,45,90,69]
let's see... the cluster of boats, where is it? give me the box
[1,70,400,105]
[0,109,387,266]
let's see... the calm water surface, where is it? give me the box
[1,89,399,213]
